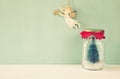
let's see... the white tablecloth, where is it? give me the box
[0,65,120,79]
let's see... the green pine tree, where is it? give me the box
[87,37,99,63]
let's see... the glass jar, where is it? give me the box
[80,29,105,70]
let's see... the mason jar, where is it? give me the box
[80,29,105,70]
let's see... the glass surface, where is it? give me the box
[82,36,104,70]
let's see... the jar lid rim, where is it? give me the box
[84,29,104,32]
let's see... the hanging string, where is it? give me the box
[67,0,71,6]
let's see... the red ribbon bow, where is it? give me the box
[80,30,105,40]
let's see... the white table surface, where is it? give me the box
[0,65,120,79]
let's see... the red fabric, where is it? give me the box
[80,30,105,40]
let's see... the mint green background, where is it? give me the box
[0,0,120,64]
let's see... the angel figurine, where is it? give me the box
[54,6,80,29]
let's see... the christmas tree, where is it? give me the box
[87,37,99,63]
